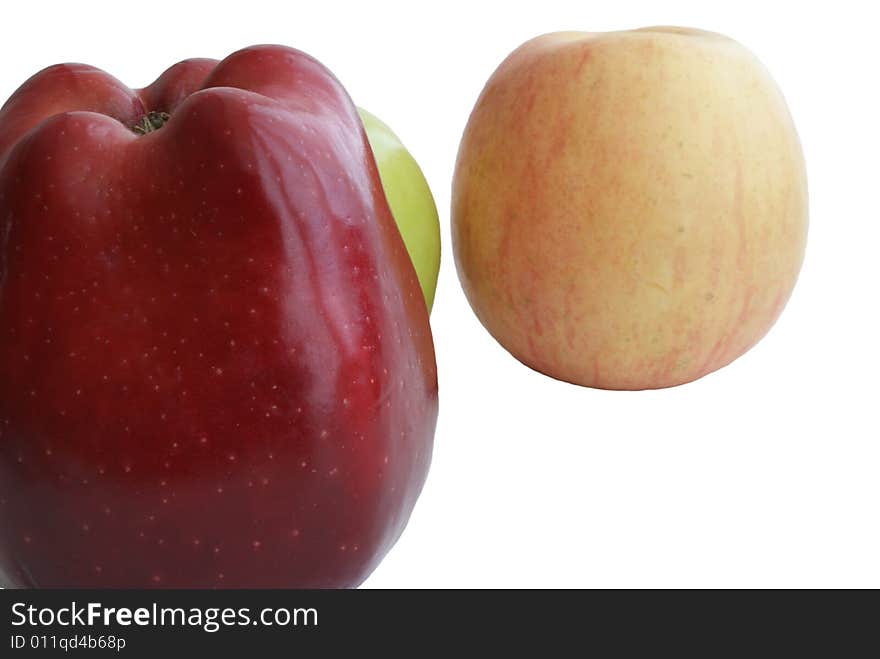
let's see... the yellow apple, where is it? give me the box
[452,27,808,389]
[360,108,440,312]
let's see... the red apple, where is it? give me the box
[0,45,438,587]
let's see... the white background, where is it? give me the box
[2,0,878,588]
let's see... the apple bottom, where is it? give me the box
[0,415,433,588]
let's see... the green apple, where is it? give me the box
[359,108,440,312]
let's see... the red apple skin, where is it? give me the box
[0,46,437,588]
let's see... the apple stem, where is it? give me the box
[132,111,171,135]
